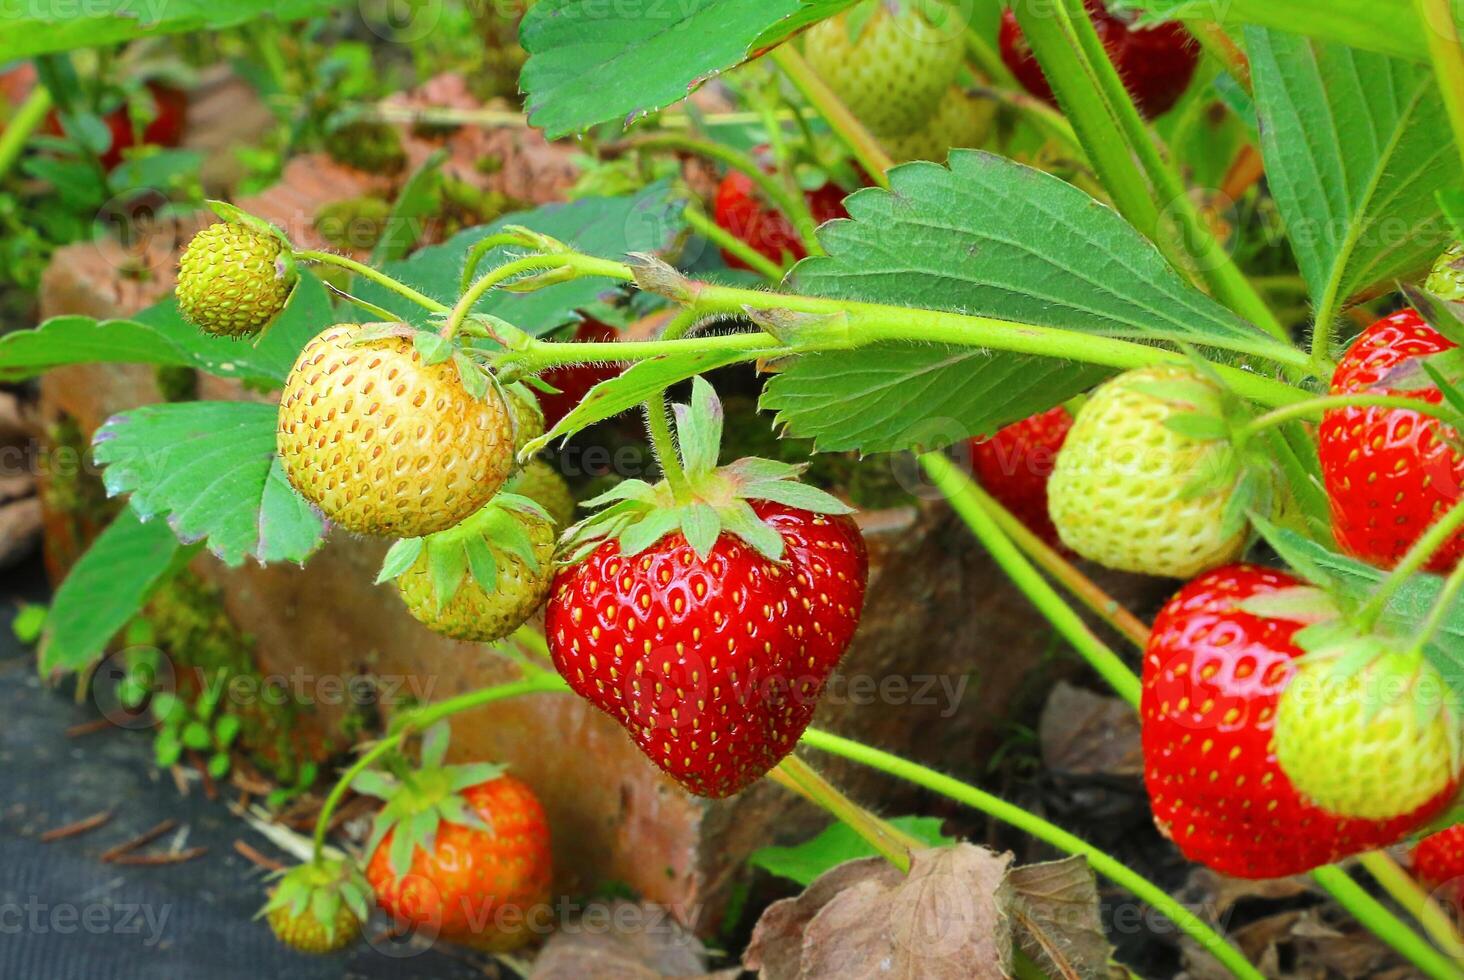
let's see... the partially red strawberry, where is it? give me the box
[999,2,1199,119]
[1142,564,1450,878]
[545,379,868,798]
[712,168,847,271]
[46,81,188,170]
[535,317,624,427]
[968,405,1072,548]
[1413,825,1464,910]
[360,731,553,952]
[1319,309,1464,573]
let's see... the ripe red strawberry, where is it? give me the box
[1142,564,1451,878]
[968,405,1072,548]
[545,378,868,797]
[1319,309,1464,573]
[1412,825,1464,910]
[365,772,553,951]
[712,168,847,271]
[999,2,1199,119]
[535,318,624,427]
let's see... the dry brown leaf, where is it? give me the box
[1039,682,1143,776]
[1005,855,1116,979]
[745,846,1014,979]
[529,899,715,980]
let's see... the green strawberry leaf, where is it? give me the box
[0,274,332,385]
[749,815,954,886]
[748,0,861,51]
[1125,0,1426,63]
[1248,28,1462,335]
[354,183,685,332]
[767,151,1296,453]
[92,401,326,566]
[520,0,801,138]
[39,508,195,675]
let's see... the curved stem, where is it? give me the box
[1312,865,1464,980]
[443,254,568,340]
[641,307,702,501]
[0,84,52,183]
[309,673,568,862]
[769,45,893,188]
[683,204,786,282]
[1357,851,1464,964]
[1244,393,1464,440]
[770,755,921,873]
[1411,552,1464,654]
[1356,498,1464,631]
[921,453,1141,706]
[799,727,1264,980]
[964,475,1152,650]
[625,133,823,255]
[460,231,543,291]
[293,249,449,315]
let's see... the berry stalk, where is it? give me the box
[1356,497,1464,631]
[1243,392,1464,438]
[682,203,786,281]
[1413,0,1464,174]
[1311,864,1464,980]
[798,727,1265,980]
[292,249,449,315]
[0,84,52,184]
[768,755,922,873]
[768,44,893,190]
[920,452,1142,706]
[1356,851,1464,964]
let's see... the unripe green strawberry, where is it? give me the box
[880,85,996,163]
[277,324,515,537]
[260,858,369,955]
[1048,366,1246,578]
[1425,242,1464,301]
[506,458,575,530]
[176,222,294,337]
[1274,645,1461,821]
[804,0,965,137]
[385,497,556,642]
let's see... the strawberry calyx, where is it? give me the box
[257,856,370,944]
[354,722,507,878]
[376,493,553,612]
[558,377,853,565]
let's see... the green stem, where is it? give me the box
[1189,21,1252,94]
[768,44,893,188]
[1357,497,1464,631]
[460,231,544,290]
[309,673,568,861]
[964,474,1152,650]
[293,249,449,315]
[799,728,1263,980]
[1357,851,1464,964]
[644,395,689,501]
[1411,549,1464,654]
[921,453,1142,706]
[683,204,786,282]
[770,755,920,873]
[0,84,51,184]
[1415,0,1464,174]
[1012,0,1287,344]
[626,133,824,255]
[1243,393,1464,440]
[1312,865,1464,980]
[444,254,568,339]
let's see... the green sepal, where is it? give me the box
[618,507,685,556]
[1179,444,1240,501]
[464,535,500,594]
[741,479,855,515]
[323,282,400,324]
[256,857,368,943]
[581,479,659,508]
[673,378,724,475]
[1237,586,1342,625]
[1164,412,1229,442]
[351,768,399,800]
[1402,283,1464,348]
[421,721,451,768]
[413,331,455,366]
[681,503,721,559]
[205,200,293,249]
[351,321,415,345]
[427,537,469,612]
[720,499,786,561]
[454,351,489,399]
[1131,377,1223,410]
[376,538,425,584]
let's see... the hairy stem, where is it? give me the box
[1312,865,1464,980]
[770,755,922,873]
[1357,851,1464,964]
[769,45,893,188]
[1244,393,1464,439]
[921,453,1142,706]
[310,673,568,861]
[1357,498,1464,631]
[799,728,1263,980]
[293,249,450,315]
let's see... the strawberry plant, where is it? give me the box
[10,0,1464,974]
